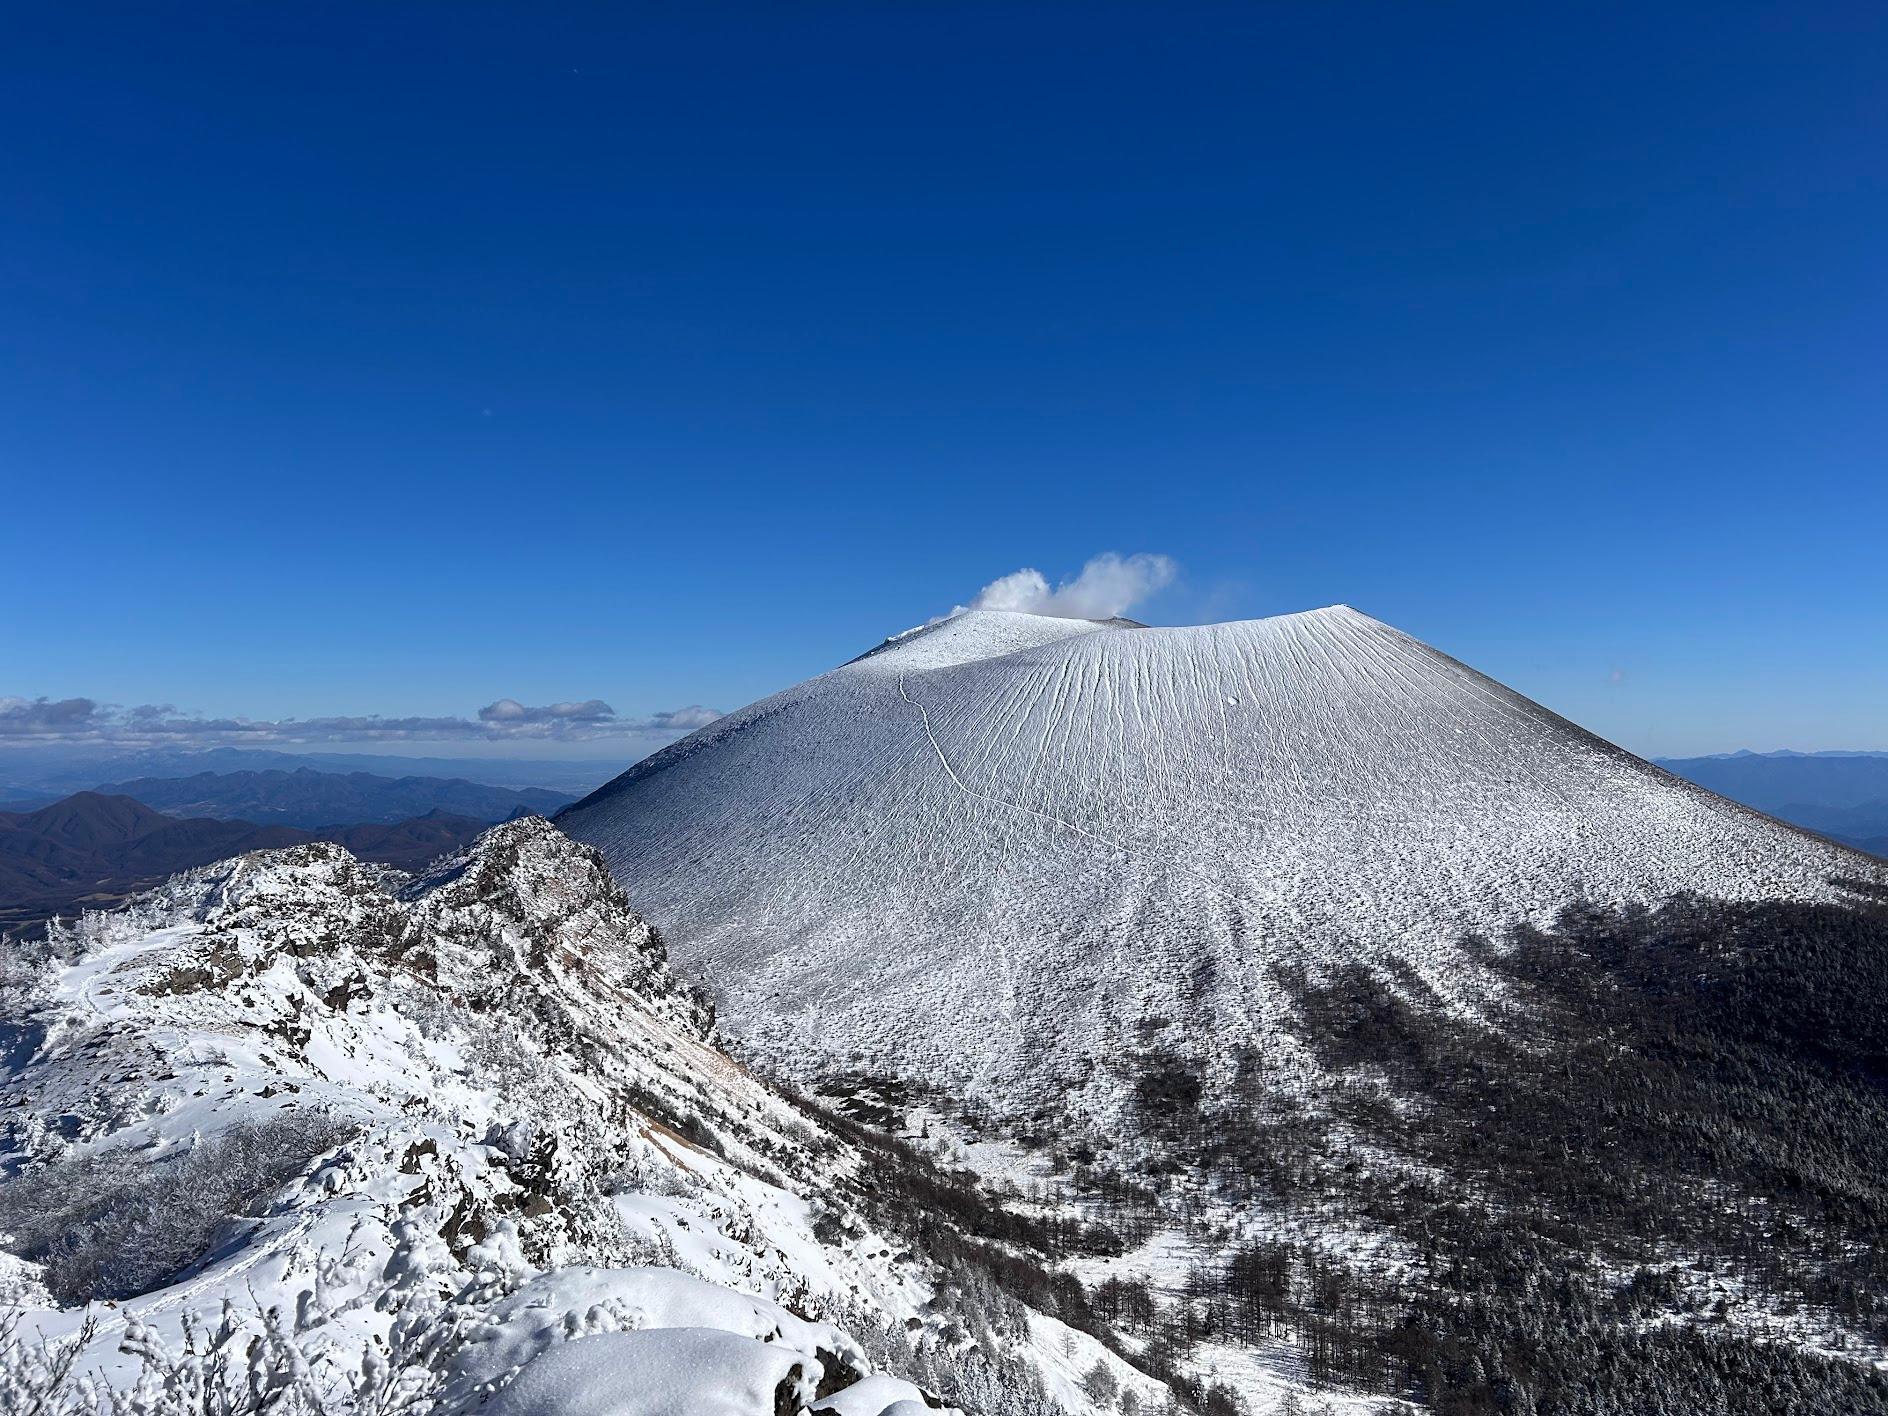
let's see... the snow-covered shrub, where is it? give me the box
[1,1219,528,1416]
[0,1111,355,1302]
[0,932,62,1022]
[3,1295,469,1416]
[0,1306,99,1414]
[823,1304,1068,1416]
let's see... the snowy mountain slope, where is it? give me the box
[559,606,1878,1114]
[0,821,1148,1415]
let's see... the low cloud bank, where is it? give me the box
[0,694,721,748]
[960,552,1176,621]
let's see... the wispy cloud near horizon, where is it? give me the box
[0,695,722,749]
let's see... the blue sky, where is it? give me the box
[3,3,1884,762]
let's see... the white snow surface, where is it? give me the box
[483,1327,814,1416]
[485,1328,947,1416]
[559,605,1879,1110]
[815,1372,954,1415]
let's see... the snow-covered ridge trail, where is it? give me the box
[559,605,1881,1121]
[0,820,1129,1416]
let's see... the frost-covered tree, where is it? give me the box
[1081,1361,1118,1406]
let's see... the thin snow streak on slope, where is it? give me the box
[893,663,1281,1061]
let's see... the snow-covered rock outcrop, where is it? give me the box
[0,820,1086,1415]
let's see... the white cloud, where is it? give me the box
[476,698,617,726]
[648,705,722,731]
[0,696,101,736]
[0,695,720,748]
[960,552,1177,621]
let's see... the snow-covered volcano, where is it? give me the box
[559,607,1874,1108]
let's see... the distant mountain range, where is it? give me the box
[1673,748,1888,761]
[0,763,575,936]
[1657,750,1888,856]
[0,745,620,798]
[0,791,497,935]
[90,767,573,828]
